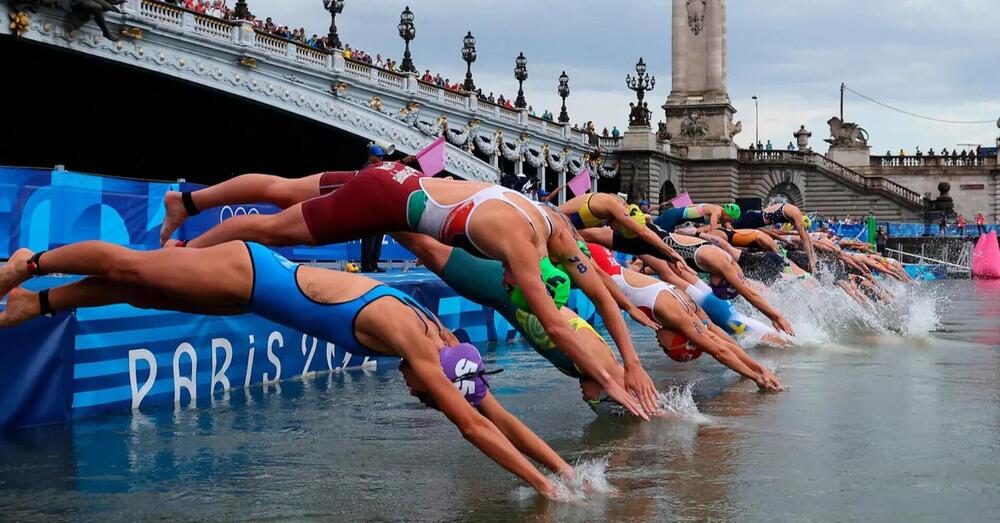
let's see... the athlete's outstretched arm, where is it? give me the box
[715,259,795,336]
[611,208,684,264]
[552,236,659,416]
[665,309,769,389]
[505,242,648,420]
[477,395,573,476]
[391,331,559,497]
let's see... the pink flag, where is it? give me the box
[567,167,593,197]
[415,136,447,176]
[670,192,693,208]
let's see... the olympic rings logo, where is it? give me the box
[219,206,261,222]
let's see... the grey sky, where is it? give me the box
[248,0,1000,153]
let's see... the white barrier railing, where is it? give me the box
[139,0,183,27]
[193,14,231,41]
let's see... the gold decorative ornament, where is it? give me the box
[120,26,143,40]
[331,82,349,96]
[368,96,384,112]
[9,11,30,37]
[237,56,257,69]
[399,102,420,116]
[436,114,449,132]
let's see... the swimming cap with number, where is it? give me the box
[509,258,571,312]
[438,343,492,406]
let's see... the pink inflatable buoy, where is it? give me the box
[972,231,1000,280]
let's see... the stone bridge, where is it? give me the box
[0,0,617,201]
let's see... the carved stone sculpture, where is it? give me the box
[686,0,706,35]
[727,115,742,140]
[68,0,125,41]
[656,121,670,142]
[680,112,708,139]
[824,116,869,148]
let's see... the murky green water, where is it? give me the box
[1,280,999,521]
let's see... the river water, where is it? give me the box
[1,280,999,521]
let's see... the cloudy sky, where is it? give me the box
[249,0,999,154]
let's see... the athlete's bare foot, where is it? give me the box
[0,248,34,299]
[0,287,40,328]
[160,191,189,246]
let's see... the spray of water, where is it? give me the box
[513,457,616,502]
[655,381,710,424]
[733,267,944,345]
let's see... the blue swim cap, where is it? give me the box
[640,199,650,206]
[369,145,386,158]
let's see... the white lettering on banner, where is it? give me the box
[211,338,233,395]
[173,342,198,407]
[244,334,255,388]
[325,342,337,371]
[263,331,283,384]
[128,348,157,409]
[300,335,318,378]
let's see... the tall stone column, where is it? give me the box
[706,0,723,93]
[663,0,737,162]
[671,0,687,94]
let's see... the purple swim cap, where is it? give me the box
[439,343,492,407]
[710,279,739,300]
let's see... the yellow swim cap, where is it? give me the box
[345,262,361,273]
[621,204,647,239]
[802,216,813,230]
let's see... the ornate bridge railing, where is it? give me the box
[2,0,618,186]
[738,149,925,209]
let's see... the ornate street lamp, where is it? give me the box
[514,52,528,109]
[323,0,345,50]
[557,71,570,123]
[397,6,416,73]
[461,31,477,92]
[233,0,251,20]
[625,57,655,126]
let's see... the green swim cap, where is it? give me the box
[723,203,742,220]
[576,240,592,259]
[510,258,571,313]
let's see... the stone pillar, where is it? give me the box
[706,0,723,93]
[671,0,687,94]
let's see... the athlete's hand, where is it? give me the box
[596,368,650,421]
[772,316,795,337]
[400,155,417,164]
[163,239,184,248]
[624,363,659,417]
[628,306,661,331]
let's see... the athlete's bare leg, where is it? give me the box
[185,204,315,249]
[0,241,252,305]
[160,173,324,245]
[0,276,248,328]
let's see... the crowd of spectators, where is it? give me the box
[887,145,995,158]
[164,0,623,138]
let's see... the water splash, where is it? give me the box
[513,457,616,502]
[655,381,710,424]
[733,268,945,344]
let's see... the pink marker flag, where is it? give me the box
[670,192,694,208]
[567,167,593,197]
[415,136,447,176]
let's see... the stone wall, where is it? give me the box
[860,167,1000,221]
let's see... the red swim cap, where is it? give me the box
[662,332,703,362]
